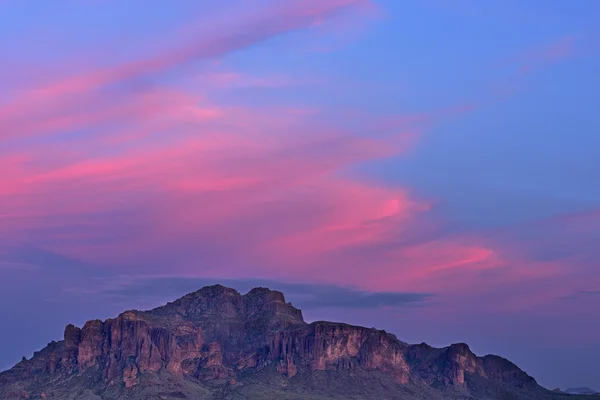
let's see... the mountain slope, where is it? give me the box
[0,285,595,399]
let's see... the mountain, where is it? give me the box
[566,388,599,395]
[0,285,596,399]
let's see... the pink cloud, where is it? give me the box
[3,0,587,319]
[2,90,568,311]
[518,36,573,74]
[0,0,368,141]
[194,71,309,89]
[497,36,574,75]
[300,0,381,53]
[1,84,495,294]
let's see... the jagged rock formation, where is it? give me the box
[0,285,595,399]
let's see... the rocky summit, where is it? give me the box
[0,285,596,400]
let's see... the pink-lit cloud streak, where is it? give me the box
[494,36,575,75]
[1,0,597,323]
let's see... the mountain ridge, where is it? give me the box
[565,388,599,395]
[0,284,596,399]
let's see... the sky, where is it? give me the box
[1,0,599,391]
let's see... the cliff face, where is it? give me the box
[268,321,410,383]
[49,286,308,387]
[0,285,588,400]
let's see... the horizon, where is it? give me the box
[1,0,599,391]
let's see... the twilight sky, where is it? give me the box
[1,0,599,390]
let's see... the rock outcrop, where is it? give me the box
[0,285,593,400]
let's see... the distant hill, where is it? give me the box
[566,387,599,395]
[1,285,597,399]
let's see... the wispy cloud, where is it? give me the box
[557,290,600,301]
[499,36,574,75]
[1,0,592,318]
[63,275,435,311]
[0,0,369,141]
[0,0,494,295]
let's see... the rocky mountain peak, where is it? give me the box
[190,284,241,298]
[242,286,304,323]
[0,285,588,400]
[147,285,304,326]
